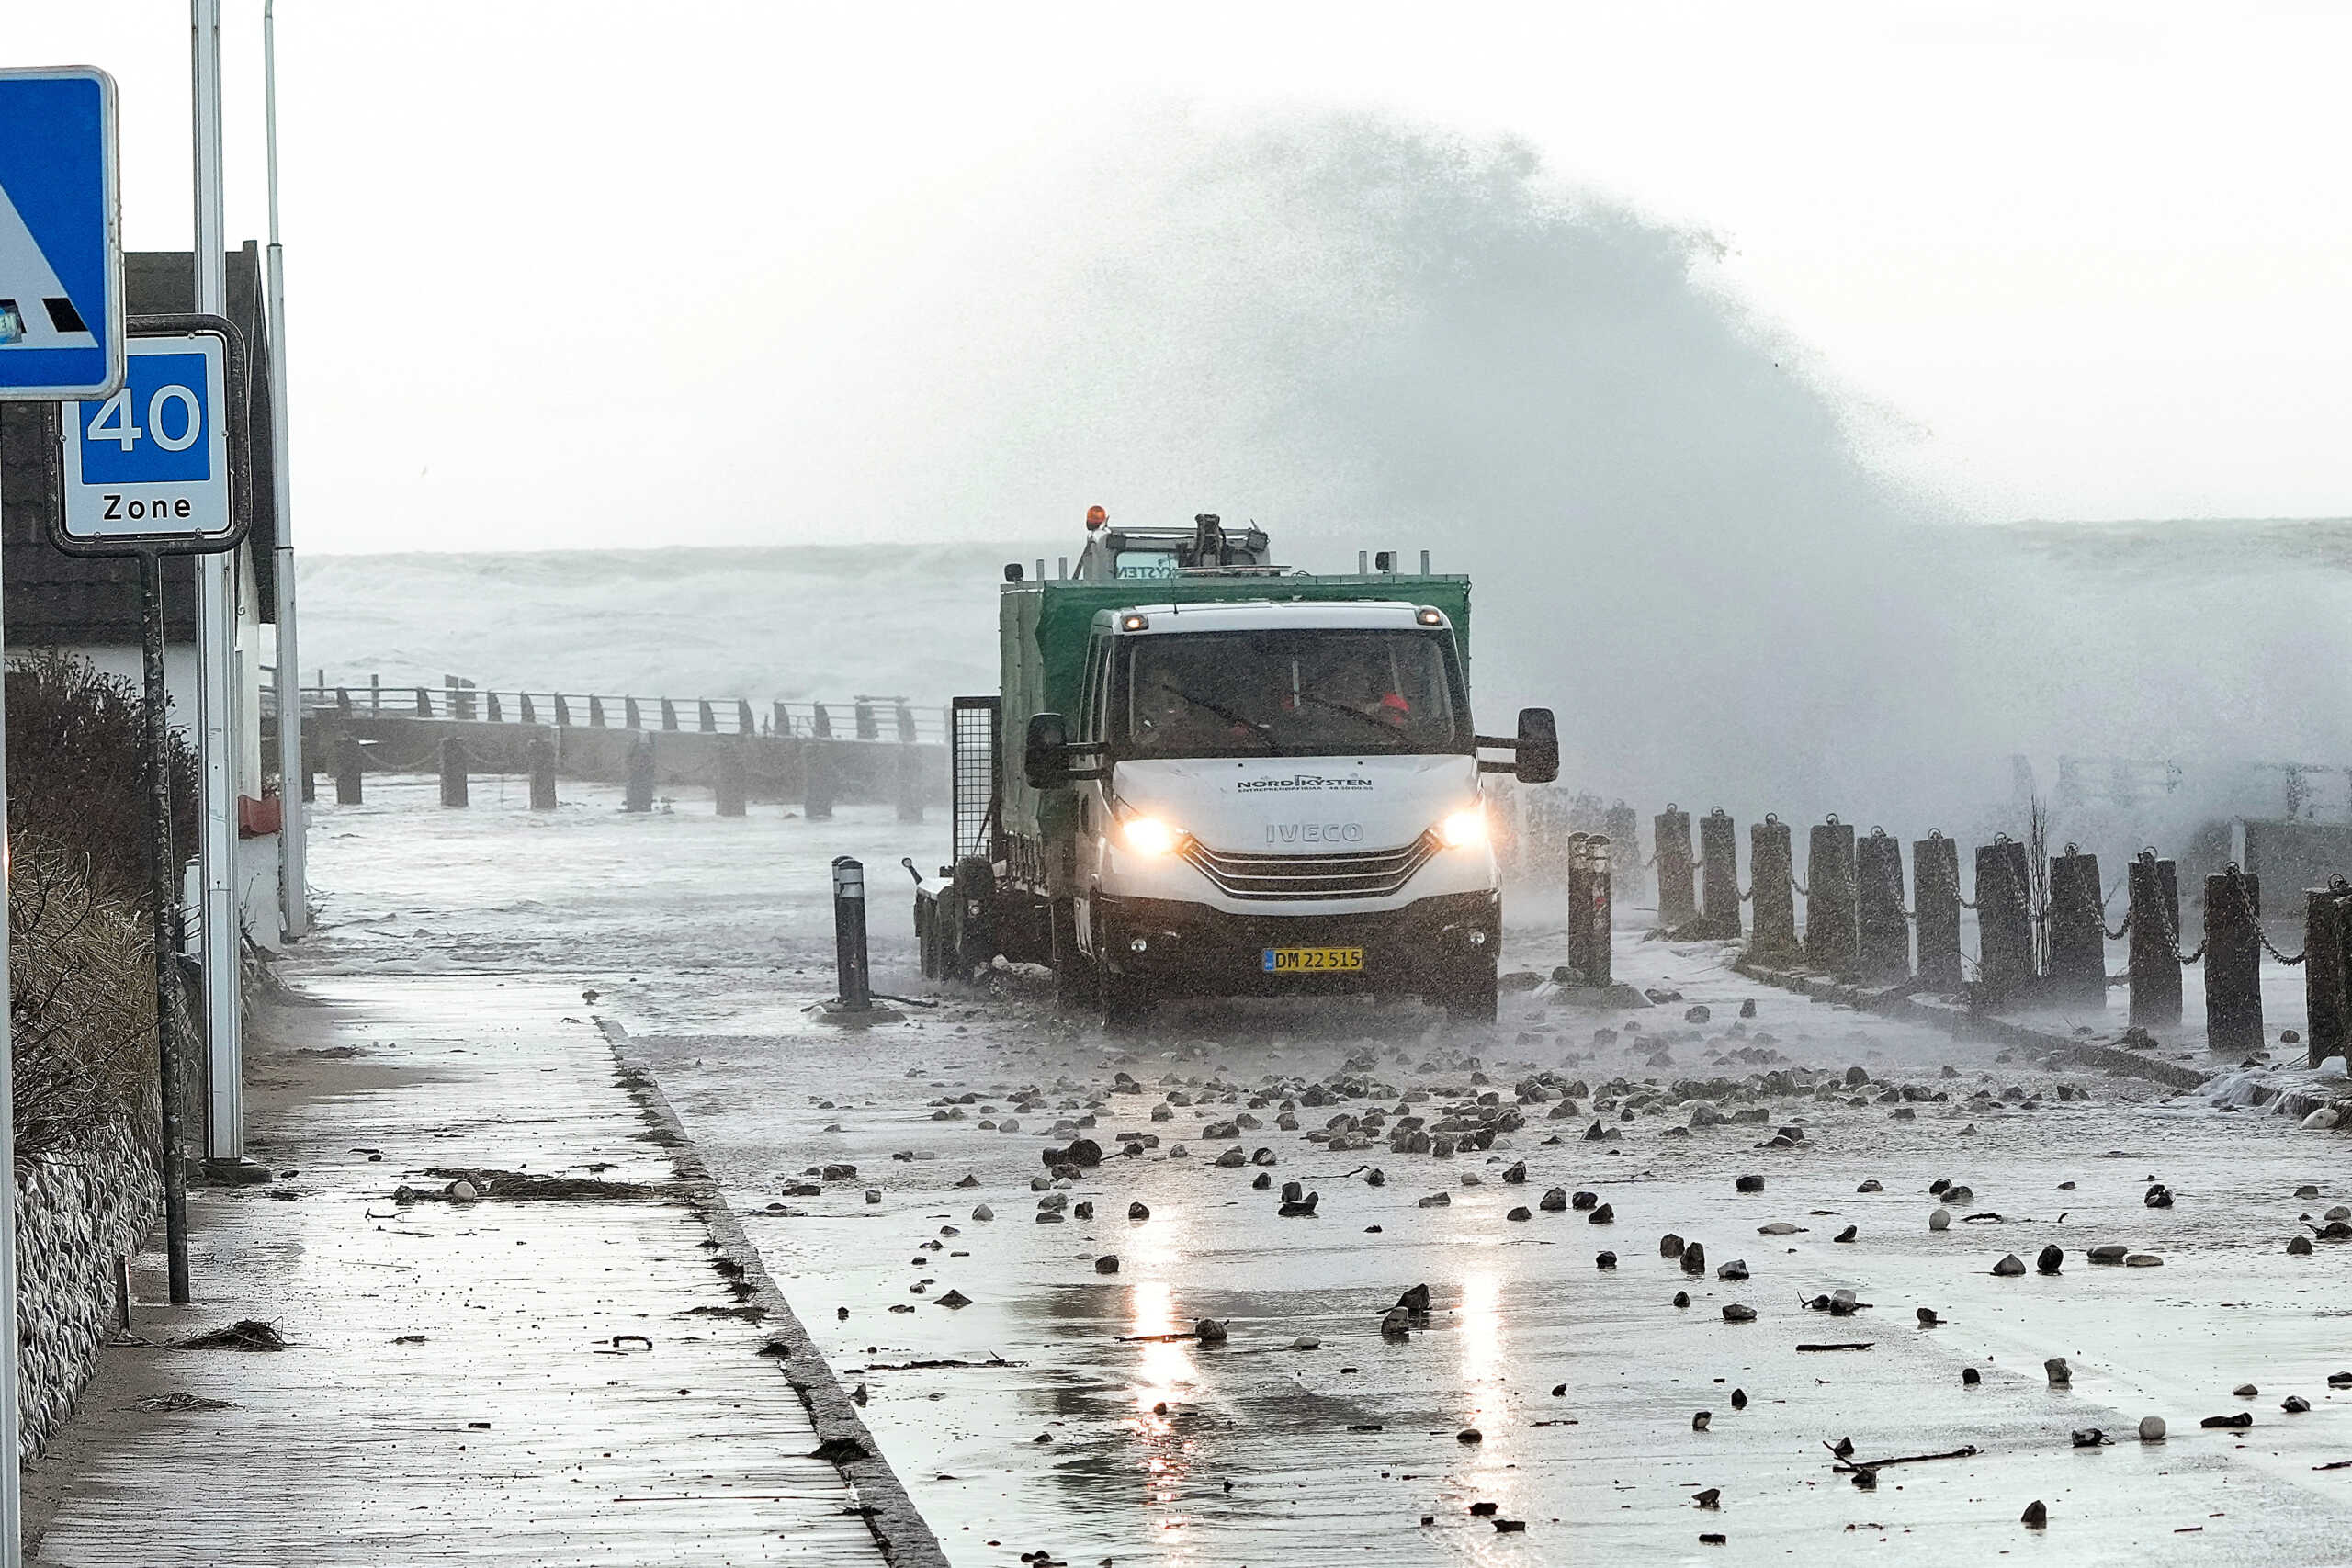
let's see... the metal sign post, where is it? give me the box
[0,62,124,1568]
[50,314,254,1311]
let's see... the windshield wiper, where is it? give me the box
[1155,683,1278,750]
[1291,691,1413,748]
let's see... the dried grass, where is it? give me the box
[9,844,163,1160]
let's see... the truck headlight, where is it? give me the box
[1122,817,1181,856]
[1439,807,1487,849]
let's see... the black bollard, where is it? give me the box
[1698,808,1741,939]
[811,703,833,739]
[738,700,756,736]
[526,737,559,811]
[625,735,656,813]
[772,701,793,739]
[894,741,925,824]
[1748,815,1798,962]
[485,692,502,725]
[698,699,717,734]
[552,694,571,728]
[854,701,878,741]
[1974,837,2035,1001]
[832,856,872,1010]
[2303,880,2352,1067]
[414,686,433,718]
[1913,831,1962,989]
[2126,852,2183,1028]
[625,697,642,730]
[2204,867,2263,1053]
[2045,845,2106,1003]
[1804,817,1859,975]
[716,745,747,817]
[437,737,469,808]
[661,698,678,732]
[1854,828,1909,982]
[334,735,365,805]
[589,694,606,728]
[803,741,835,821]
[519,693,537,726]
[1654,805,1696,928]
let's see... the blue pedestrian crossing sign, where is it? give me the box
[62,333,234,546]
[0,67,123,400]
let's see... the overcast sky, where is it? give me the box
[14,2,2351,553]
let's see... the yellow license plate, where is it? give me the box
[1262,946,1365,974]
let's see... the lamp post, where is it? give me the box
[265,0,306,941]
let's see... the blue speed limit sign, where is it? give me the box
[60,332,232,543]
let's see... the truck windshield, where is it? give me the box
[1122,629,1465,759]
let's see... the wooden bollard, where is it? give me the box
[1654,805,1696,928]
[1565,832,1591,979]
[1747,815,1798,962]
[1566,834,1612,986]
[803,741,836,821]
[624,697,643,729]
[1913,831,1962,989]
[1975,837,2036,1000]
[589,694,606,728]
[624,736,656,814]
[334,735,365,805]
[1804,817,1859,974]
[437,737,469,807]
[1698,808,1740,938]
[2204,867,2263,1053]
[2126,852,2182,1027]
[698,699,717,734]
[2303,880,2352,1066]
[2045,845,2106,1003]
[715,745,747,817]
[1604,803,1641,902]
[894,741,924,824]
[1854,828,1909,982]
[526,737,558,811]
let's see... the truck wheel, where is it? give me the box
[1099,963,1155,1029]
[950,857,996,975]
[1441,951,1499,1024]
[1050,898,1094,1012]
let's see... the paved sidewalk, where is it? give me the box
[25,976,933,1567]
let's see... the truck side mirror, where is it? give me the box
[1024,712,1074,790]
[1515,707,1559,784]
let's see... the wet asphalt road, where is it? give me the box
[308,778,2352,1565]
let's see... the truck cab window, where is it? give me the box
[1120,629,1464,759]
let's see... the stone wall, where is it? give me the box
[14,1115,159,1461]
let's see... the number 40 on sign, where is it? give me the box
[60,333,232,542]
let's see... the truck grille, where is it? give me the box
[1181,834,1439,901]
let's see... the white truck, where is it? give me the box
[913,513,1555,1022]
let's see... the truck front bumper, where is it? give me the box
[1091,889,1498,998]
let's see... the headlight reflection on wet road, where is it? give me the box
[1125,1277,1196,1544]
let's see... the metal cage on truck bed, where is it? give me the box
[950,696,1000,867]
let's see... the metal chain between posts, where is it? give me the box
[1790,874,1810,897]
[1736,882,1754,903]
[2105,913,2132,942]
[2222,863,2304,965]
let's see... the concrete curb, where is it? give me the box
[1730,955,2213,1092]
[594,1018,948,1568]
